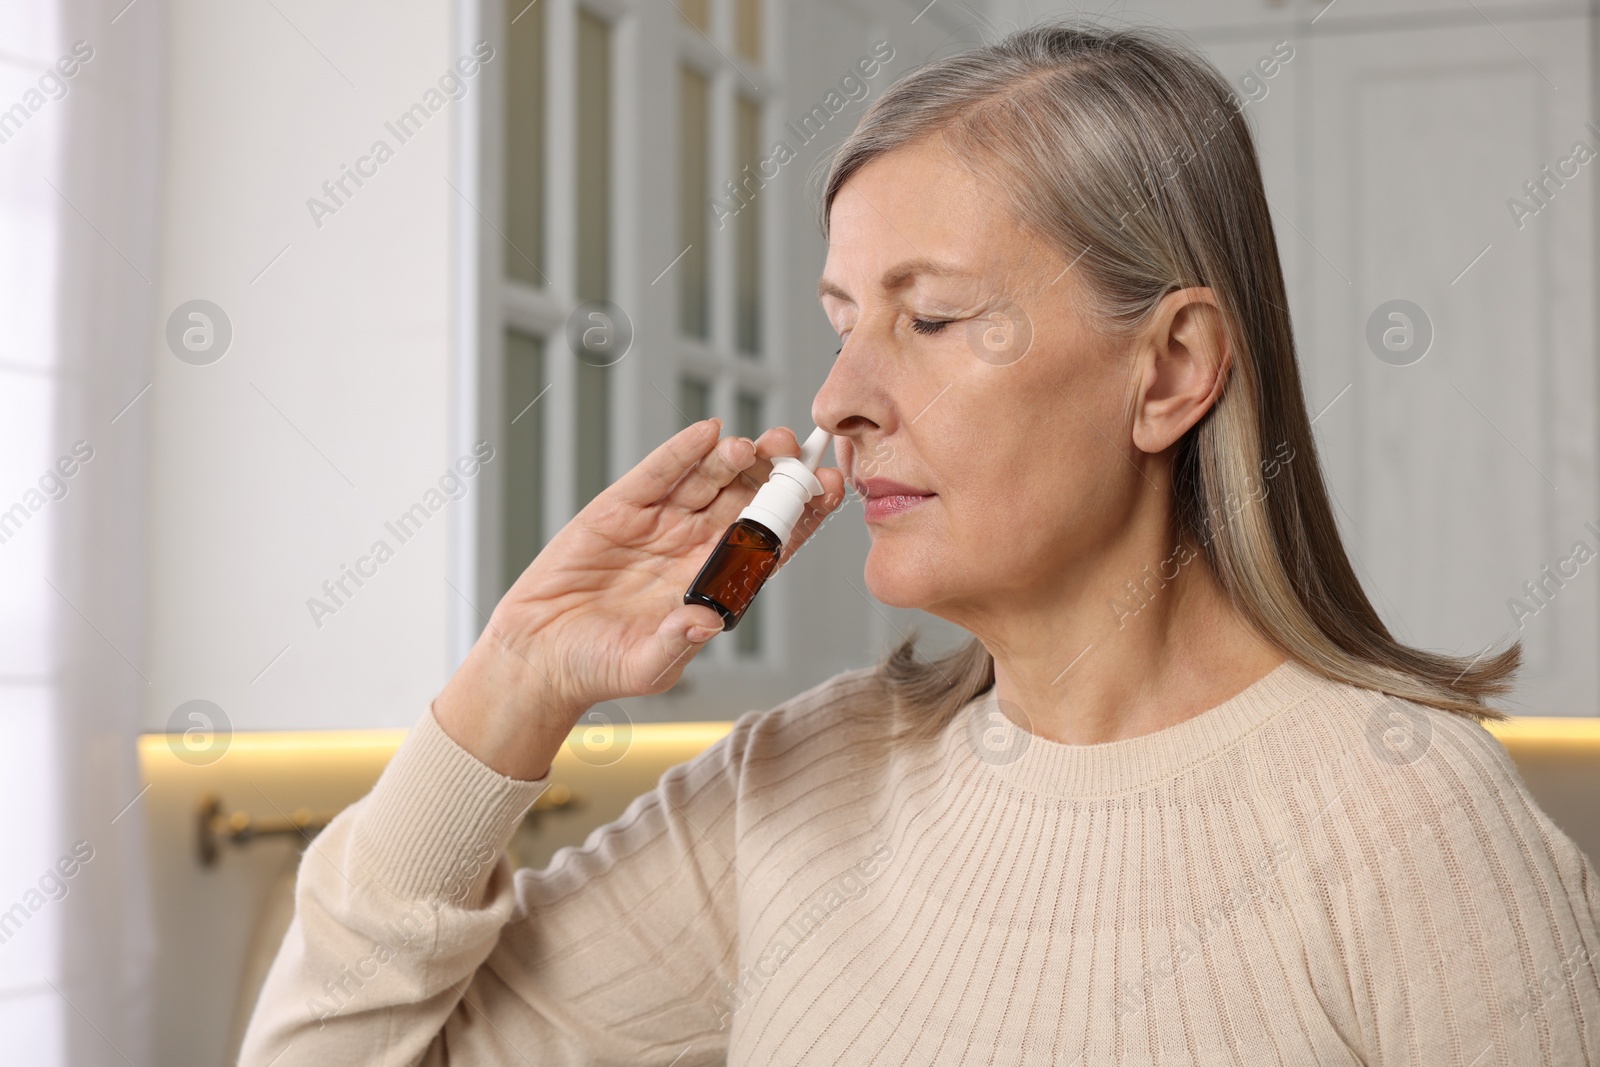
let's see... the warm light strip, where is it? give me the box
[137,722,737,762]
[1484,717,1600,744]
[135,718,1596,764]
[137,730,407,759]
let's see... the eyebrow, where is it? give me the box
[816,257,974,304]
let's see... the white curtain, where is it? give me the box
[0,1,160,1062]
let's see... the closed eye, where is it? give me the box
[911,318,952,335]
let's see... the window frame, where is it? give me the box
[460,0,797,676]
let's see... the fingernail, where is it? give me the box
[687,625,720,642]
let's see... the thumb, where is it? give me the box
[640,604,724,691]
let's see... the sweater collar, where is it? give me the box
[950,658,1324,799]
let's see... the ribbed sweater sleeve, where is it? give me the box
[234,701,551,1066]
[236,694,754,1067]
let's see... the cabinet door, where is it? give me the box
[1200,36,1305,315]
[990,0,1296,34]
[1310,0,1583,27]
[1306,17,1596,712]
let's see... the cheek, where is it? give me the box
[931,439,1023,541]
[938,400,1089,540]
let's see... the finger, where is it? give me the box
[777,465,849,566]
[666,434,758,512]
[635,603,725,693]
[695,426,808,530]
[753,425,802,462]
[611,418,723,507]
[727,425,803,494]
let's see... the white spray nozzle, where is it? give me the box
[737,426,833,546]
[798,426,833,471]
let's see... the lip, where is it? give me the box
[853,477,933,498]
[853,477,935,523]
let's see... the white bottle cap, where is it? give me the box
[737,427,832,546]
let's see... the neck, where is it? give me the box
[949,526,1284,746]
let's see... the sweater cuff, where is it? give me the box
[349,702,550,904]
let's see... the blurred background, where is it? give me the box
[2,0,1597,1062]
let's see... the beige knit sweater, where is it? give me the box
[238,659,1600,1065]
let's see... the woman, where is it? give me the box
[241,21,1600,1065]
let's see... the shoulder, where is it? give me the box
[1264,669,1597,932]
[1274,672,1550,834]
[1263,674,1600,1060]
[661,664,891,793]
[524,667,890,886]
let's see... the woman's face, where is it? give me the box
[814,135,1145,623]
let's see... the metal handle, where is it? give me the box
[196,784,582,867]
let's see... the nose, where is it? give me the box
[811,334,890,444]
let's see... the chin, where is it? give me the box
[861,542,949,610]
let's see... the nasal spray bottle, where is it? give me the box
[683,426,833,631]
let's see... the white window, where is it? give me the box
[464,0,976,714]
[477,0,781,664]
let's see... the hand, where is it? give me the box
[433,418,848,779]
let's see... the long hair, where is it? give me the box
[814,20,1518,746]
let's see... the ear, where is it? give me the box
[1129,287,1232,455]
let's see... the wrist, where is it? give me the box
[433,627,586,781]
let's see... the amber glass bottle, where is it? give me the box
[683,427,832,634]
[682,518,781,630]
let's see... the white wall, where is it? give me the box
[2,1,163,1062]
[147,0,1002,735]
[148,0,465,731]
